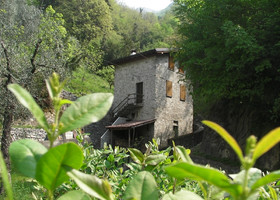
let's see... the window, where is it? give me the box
[168,55,175,71]
[180,84,186,101]
[179,66,184,74]
[166,80,172,97]
[178,61,184,74]
[173,121,179,137]
[136,82,143,103]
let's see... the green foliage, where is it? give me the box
[0,151,13,199]
[166,121,280,200]
[123,171,159,200]
[67,169,114,200]
[3,72,280,200]
[8,84,50,132]
[66,67,113,96]
[57,190,91,200]
[6,73,113,199]
[58,93,113,134]
[174,0,280,120]
[9,139,47,178]
[35,143,83,191]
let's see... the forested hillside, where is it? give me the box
[0,0,176,156]
[174,0,280,169]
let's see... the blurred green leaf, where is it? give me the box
[58,93,113,134]
[162,190,203,200]
[175,146,192,163]
[165,162,242,198]
[128,148,144,164]
[123,171,158,200]
[251,170,280,190]
[9,139,47,178]
[57,190,91,200]
[230,168,262,188]
[67,169,114,200]
[36,142,83,191]
[145,154,166,166]
[8,84,50,132]
[253,127,280,161]
[202,120,243,162]
[0,152,13,200]
[268,186,278,200]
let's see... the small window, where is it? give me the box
[136,82,143,103]
[173,121,179,138]
[179,67,184,74]
[168,55,175,71]
[178,62,184,74]
[180,84,186,101]
[166,80,172,97]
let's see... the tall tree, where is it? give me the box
[174,0,280,121]
[0,1,77,159]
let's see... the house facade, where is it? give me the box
[102,48,193,149]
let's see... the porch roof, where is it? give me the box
[106,119,156,130]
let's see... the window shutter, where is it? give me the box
[180,84,186,101]
[169,55,174,71]
[179,67,184,74]
[166,80,172,97]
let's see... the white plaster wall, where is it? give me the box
[113,56,157,120]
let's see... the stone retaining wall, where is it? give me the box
[11,128,47,141]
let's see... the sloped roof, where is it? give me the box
[106,119,156,130]
[110,48,173,66]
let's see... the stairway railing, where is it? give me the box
[112,93,143,117]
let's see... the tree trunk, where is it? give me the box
[1,103,14,162]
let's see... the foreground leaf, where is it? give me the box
[145,154,166,166]
[67,169,114,200]
[123,171,158,200]
[59,93,113,134]
[162,190,203,200]
[253,127,280,162]
[165,162,243,198]
[128,148,144,164]
[57,190,91,200]
[9,139,47,178]
[8,84,50,132]
[175,146,192,163]
[0,152,13,200]
[36,142,83,191]
[202,120,243,162]
[251,170,280,190]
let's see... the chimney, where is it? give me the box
[130,49,136,55]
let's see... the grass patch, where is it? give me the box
[66,67,113,96]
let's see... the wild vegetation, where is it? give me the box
[0,0,176,159]
[1,0,280,199]
[174,0,280,122]
[1,73,280,199]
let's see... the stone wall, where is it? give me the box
[9,128,75,142]
[113,53,193,148]
[113,56,157,120]
[11,128,47,141]
[154,54,193,147]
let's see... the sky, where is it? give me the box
[117,0,173,11]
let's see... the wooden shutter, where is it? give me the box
[179,67,184,74]
[166,80,172,97]
[180,84,186,101]
[169,55,174,71]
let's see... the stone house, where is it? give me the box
[99,48,193,149]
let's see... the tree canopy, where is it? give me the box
[174,0,280,121]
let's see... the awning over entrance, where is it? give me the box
[106,119,156,130]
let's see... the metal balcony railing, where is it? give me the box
[112,93,143,117]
